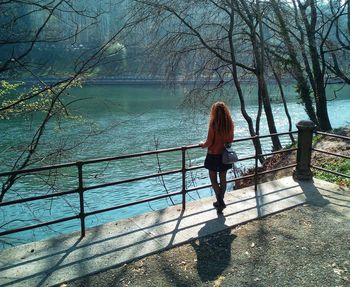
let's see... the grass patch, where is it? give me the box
[284,141,297,149]
[312,134,323,145]
[313,157,350,188]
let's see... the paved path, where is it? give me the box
[0,177,341,287]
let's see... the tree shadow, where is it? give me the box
[298,179,330,207]
[190,215,236,282]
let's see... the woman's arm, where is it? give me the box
[200,125,214,148]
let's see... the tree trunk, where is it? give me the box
[348,0,350,35]
[258,74,282,150]
[227,4,264,162]
[298,0,332,131]
[257,0,282,150]
[238,0,282,151]
[232,72,264,163]
[270,0,319,126]
[267,52,295,143]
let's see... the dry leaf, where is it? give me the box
[213,275,225,287]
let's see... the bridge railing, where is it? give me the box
[0,131,298,239]
[311,131,350,180]
[290,120,350,182]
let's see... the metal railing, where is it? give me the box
[0,131,298,238]
[311,131,350,179]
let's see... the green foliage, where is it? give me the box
[284,141,297,149]
[314,157,350,188]
[0,81,21,97]
[312,134,323,145]
[1,82,47,119]
[0,80,82,121]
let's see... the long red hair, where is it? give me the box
[209,101,233,137]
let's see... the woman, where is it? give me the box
[200,101,234,214]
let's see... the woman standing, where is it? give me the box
[200,102,234,214]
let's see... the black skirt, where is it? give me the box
[204,153,232,172]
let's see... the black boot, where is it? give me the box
[214,195,226,214]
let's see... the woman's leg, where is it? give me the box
[219,170,228,201]
[209,170,225,207]
[209,170,224,207]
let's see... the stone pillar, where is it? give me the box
[293,120,316,180]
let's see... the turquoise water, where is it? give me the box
[0,83,349,249]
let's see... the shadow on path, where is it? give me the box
[298,180,330,207]
[190,215,236,282]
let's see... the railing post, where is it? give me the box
[254,138,259,192]
[77,161,86,237]
[181,147,186,210]
[293,120,315,181]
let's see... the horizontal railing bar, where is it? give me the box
[228,173,255,182]
[84,168,182,191]
[187,164,297,195]
[172,156,293,182]
[85,190,183,217]
[232,135,255,143]
[186,183,212,193]
[186,154,258,172]
[0,162,77,177]
[185,144,201,150]
[186,155,257,173]
[256,131,298,140]
[186,150,295,171]
[83,147,184,165]
[0,188,78,207]
[258,148,297,158]
[187,165,204,172]
[0,149,190,178]
[312,148,350,160]
[238,155,257,161]
[256,164,297,176]
[311,165,350,179]
[314,131,350,141]
[186,174,256,193]
[233,131,297,143]
[0,215,79,237]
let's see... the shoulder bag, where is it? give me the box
[222,143,238,164]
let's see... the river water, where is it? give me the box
[0,83,349,249]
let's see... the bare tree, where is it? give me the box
[231,0,282,150]
[267,0,350,131]
[266,50,295,143]
[0,0,136,201]
[128,0,294,159]
[268,0,319,126]
[325,0,350,84]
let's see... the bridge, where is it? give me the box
[0,121,349,286]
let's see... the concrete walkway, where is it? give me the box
[0,176,341,287]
